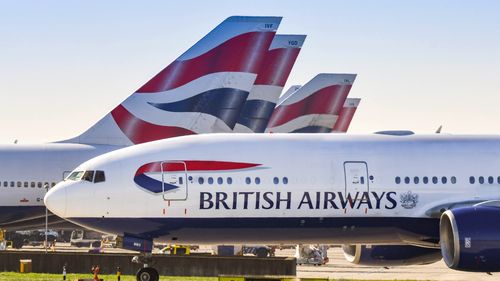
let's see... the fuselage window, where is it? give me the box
[227,177,233,185]
[217,177,223,185]
[451,176,457,184]
[245,177,251,185]
[17,181,21,188]
[255,177,261,185]
[10,181,14,187]
[395,177,401,184]
[94,171,106,183]
[488,176,494,184]
[208,177,214,185]
[423,177,429,184]
[283,177,288,184]
[178,177,183,185]
[432,177,438,184]
[30,182,35,188]
[198,177,204,185]
[441,177,447,184]
[497,176,500,184]
[23,182,28,188]
[3,181,7,187]
[479,176,485,184]
[44,182,49,188]
[360,176,365,185]
[51,182,56,187]
[479,176,484,184]
[469,176,475,184]
[273,177,279,184]
[404,177,410,184]
[413,177,419,184]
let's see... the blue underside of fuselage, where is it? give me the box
[68,216,440,245]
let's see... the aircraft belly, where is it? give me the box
[68,216,439,245]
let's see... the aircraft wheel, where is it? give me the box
[136,267,159,281]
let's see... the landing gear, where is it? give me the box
[132,253,159,281]
[136,267,159,281]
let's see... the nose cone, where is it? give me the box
[44,183,67,218]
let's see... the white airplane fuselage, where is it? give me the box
[0,143,120,226]
[46,133,500,246]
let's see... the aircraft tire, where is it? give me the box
[136,267,159,281]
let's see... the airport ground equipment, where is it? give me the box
[295,245,328,266]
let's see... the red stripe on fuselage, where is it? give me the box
[136,161,262,176]
[267,84,352,128]
[136,32,275,93]
[111,105,195,144]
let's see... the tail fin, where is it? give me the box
[233,34,306,133]
[64,16,281,145]
[278,85,301,104]
[265,73,356,133]
[332,98,361,133]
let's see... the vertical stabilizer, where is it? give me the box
[265,73,356,133]
[63,16,281,145]
[332,98,361,133]
[233,34,306,133]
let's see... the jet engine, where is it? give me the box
[342,244,441,266]
[440,203,500,272]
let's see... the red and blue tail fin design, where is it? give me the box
[65,16,281,145]
[265,73,356,133]
[332,98,360,133]
[233,34,306,133]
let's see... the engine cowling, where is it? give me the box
[342,244,441,266]
[440,205,500,272]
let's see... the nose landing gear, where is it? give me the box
[132,254,159,281]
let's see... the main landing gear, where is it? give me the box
[132,253,159,281]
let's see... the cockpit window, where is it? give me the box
[66,170,105,183]
[94,171,106,183]
[82,171,94,182]
[66,171,84,181]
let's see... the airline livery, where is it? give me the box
[234,34,306,133]
[0,16,281,228]
[266,73,357,133]
[46,133,500,278]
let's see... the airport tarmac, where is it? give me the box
[8,244,499,280]
[281,248,498,281]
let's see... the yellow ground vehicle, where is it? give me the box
[160,245,191,255]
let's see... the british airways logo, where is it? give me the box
[134,160,262,194]
[200,191,399,210]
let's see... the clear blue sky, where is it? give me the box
[1,0,499,143]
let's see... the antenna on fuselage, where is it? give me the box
[435,125,443,134]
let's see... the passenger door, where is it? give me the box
[343,161,369,193]
[161,161,188,200]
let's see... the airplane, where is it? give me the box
[234,34,306,133]
[46,132,500,281]
[332,98,361,133]
[0,15,281,229]
[265,73,357,133]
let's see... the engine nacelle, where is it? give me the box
[342,244,441,266]
[440,205,500,272]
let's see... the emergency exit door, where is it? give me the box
[161,161,188,200]
[343,161,369,193]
